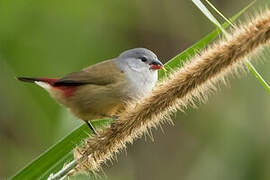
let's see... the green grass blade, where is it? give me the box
[205,0,256,28]
[245,61,270,93]
[10,4,251,180]
[11,119,112,180]
[192,0,228,35]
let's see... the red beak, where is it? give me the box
[150,64,163,69]
[150,60,163,70]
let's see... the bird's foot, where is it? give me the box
[111,115,120,120]
[111,122,116,129]
[110,115,120,130]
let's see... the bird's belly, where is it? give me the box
[70,101,124,121]
[52,84,126,121]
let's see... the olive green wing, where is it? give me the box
[54,59,124,86]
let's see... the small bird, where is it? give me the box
[18,48,163,135]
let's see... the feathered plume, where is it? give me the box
[73,9,270,174]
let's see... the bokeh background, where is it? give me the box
[1,0,270,179]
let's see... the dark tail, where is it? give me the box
[17,77,40,83]
[18,77,60,86]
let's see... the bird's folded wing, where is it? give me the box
[54,59,124,86]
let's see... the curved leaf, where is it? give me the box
[11,119,112,180]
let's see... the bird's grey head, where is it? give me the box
[114,48,163,99]
[115,48,163,72]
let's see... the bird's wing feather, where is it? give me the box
[54,59,123,86]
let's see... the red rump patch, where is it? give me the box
[38,78,78,98]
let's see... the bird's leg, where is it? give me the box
[86,121,99,136]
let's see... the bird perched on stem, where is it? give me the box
[18,48,163,135]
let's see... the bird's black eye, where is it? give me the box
[140,57,147,62]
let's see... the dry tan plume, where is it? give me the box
[73,9,270,174]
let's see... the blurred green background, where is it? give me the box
[0,0,270,179]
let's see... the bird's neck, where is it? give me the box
[122,67,158,99]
